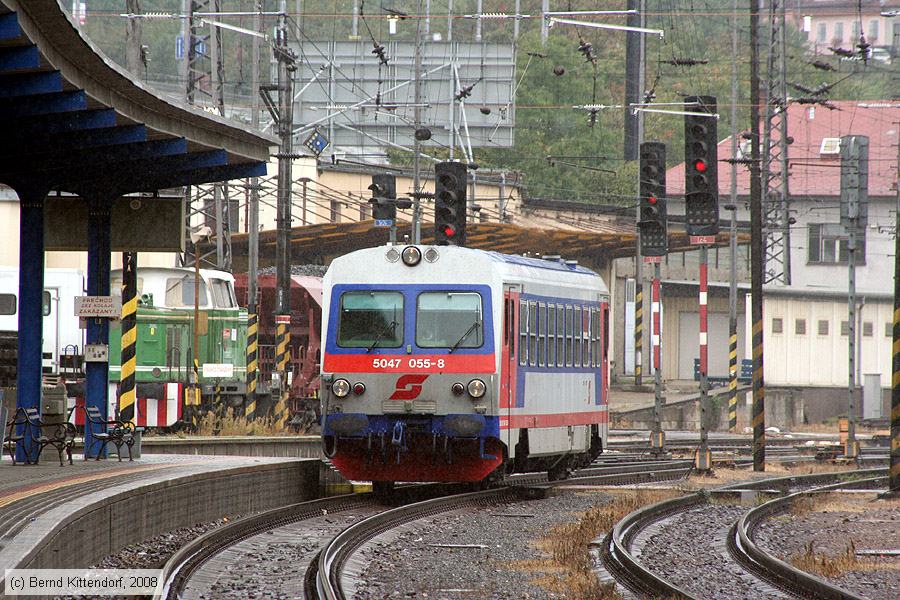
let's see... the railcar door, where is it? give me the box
[501,285,520,450]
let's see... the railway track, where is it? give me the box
[600,468,888,600]
[161,457,693,599]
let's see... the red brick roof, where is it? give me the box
[666,101,900,198]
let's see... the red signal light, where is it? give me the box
[443,225,457,237]
[648,195,658,205]
[694,159,708,173]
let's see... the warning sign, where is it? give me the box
[75,296,122,318]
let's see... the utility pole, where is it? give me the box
[623,0,641,161]
[841,135,869,459]
[727,0,740,434]
[890,130,900,494]
[412,0,424,243]
[246,0,262,420]
[125,0,142,77]
[268,1,296,429]
[750,0,766,472]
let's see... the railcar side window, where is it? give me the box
[591,308,600,367]
[0,293,15,315]
[548,304,557,367]
[565,305,574,367]
[528,301,538,366]
[537,302,546,367]
[582,307,591,367]
[556,305,564,367]
[574,306,582,367]
[416,292,483,349]
[519,302,528,366]
[338,291,404,348]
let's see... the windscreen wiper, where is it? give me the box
[367,320,398,353]
[449,321,480,353]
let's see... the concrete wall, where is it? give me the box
[13,460,319,575]
[612,389,804,431]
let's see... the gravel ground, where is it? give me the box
[754,493,900,600]
[352,489,613,599]
[184,508,382,600]
[635,502,789,599]
[55,517,235,600]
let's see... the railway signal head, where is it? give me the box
[639,141,668,257]
[684,96,719,237]
[433,161,468,246]
[369,173,398,222]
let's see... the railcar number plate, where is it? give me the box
[372,358,446,370]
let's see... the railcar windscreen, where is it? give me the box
[416,292,483,349]
[165,276,208,307]
[337,291,404,348]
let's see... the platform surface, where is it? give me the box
[0,453,312,577]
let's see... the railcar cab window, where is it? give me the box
[165,276,208,307]
[210,279,236,308]
[338,291,403,349]
[417,292,483,349]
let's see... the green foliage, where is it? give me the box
[79,1,894,205]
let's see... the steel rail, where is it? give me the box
[600,468,887,600]
[729,472,887,600]
[159,493,376,600]
[315,487,530,600]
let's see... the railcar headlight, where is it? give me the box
[451,382,465,396]
[467,379,486,398]
[332,378,351,398]
[401,246,422,266]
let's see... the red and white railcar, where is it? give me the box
[320,245,609,484]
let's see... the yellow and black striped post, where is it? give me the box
[728,325,738,432]
[246,312,258,420]
[213,380,223,436]
[275,315,291,429]
[890,200,900,493]
[634,281,643,386]
[118,252,137,424]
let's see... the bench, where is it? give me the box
[3,407,74,466]
[83,405,135,461]
[4,406,30,465]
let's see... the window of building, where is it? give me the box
[817,22,827,42]
[772,318,783,334]
[519,302,528,366]
[808,223,865,265]
[337,291,403,348]
[851,20,860,41]
[165,276,208,307]
[358,203,370,221]
[868,19,879,41]
[330,199,341,223]
[840,320,850,336]
[833,22,844,44]
[886,322,894,338]
[0,293,15,315]
[795,319,806,335]
[549,304,557,367]
[818,320,829,335]
[863,322,873,337]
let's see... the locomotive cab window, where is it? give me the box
[338,291,404,348]
[165,276,208,308]
[416,292,483,349]
[211,279,236,308]
[0,293,15,315]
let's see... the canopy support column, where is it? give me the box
[84,198,112,458]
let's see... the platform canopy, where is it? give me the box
[0,0,275,199]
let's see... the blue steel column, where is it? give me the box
[84,199,111,458]
[15,188,46,462]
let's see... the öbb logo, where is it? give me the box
[389,374,429,400]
